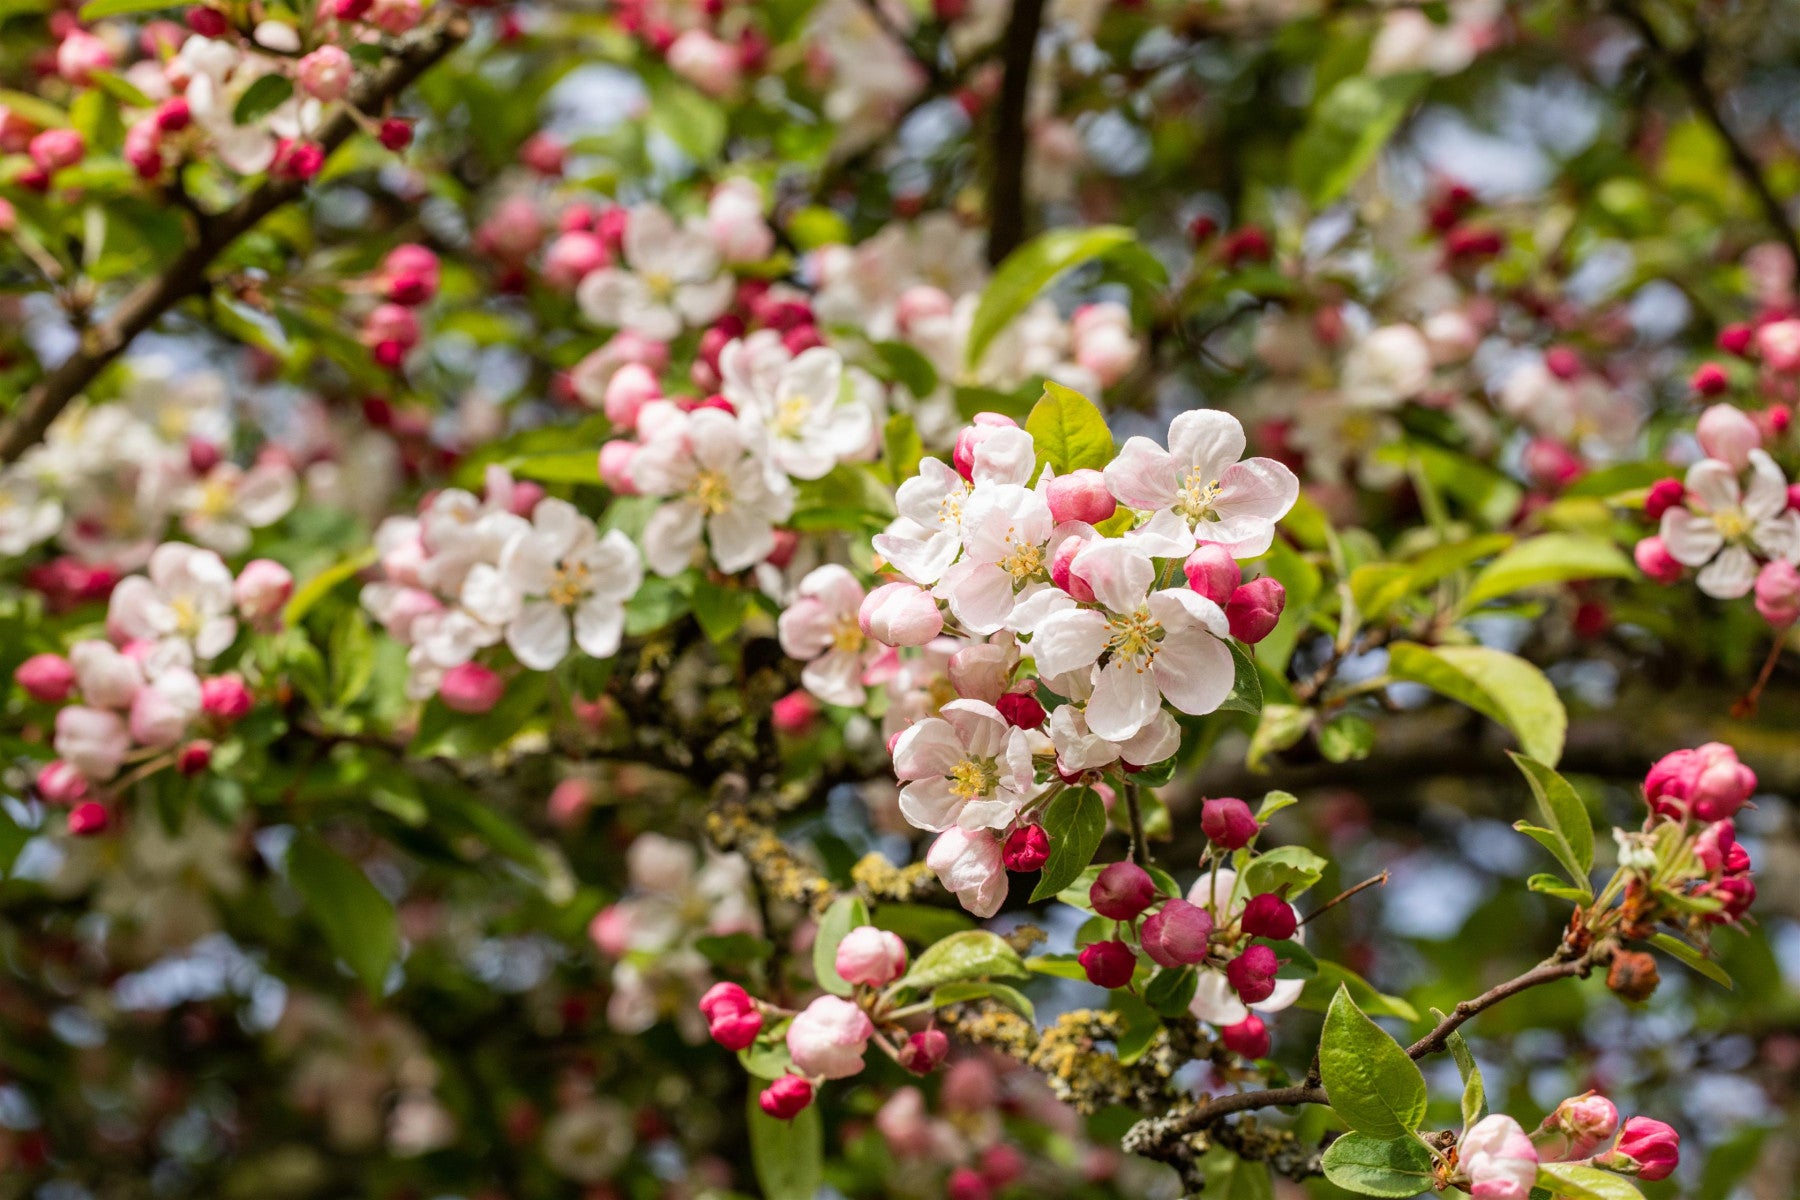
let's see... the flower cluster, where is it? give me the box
[1457,1098,1680,1200]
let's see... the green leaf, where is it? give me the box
[1300,962,1419,1023]
[1145,965,1199,1016]
[1648,931,1733,990]
[1030,787,1107,901]
[932,980,1035,1021]
[1240,846,1329,897]
[690,581,750,643]
[874,342,939,399]
[86,69,153,108]
[1508,753,1593,889]
[747,1087,823,1200]
[1217,639,1266,716]
[286,834,399,994]
[1527,872,1593,903]
[1024,953,1092,981]
[1462,534,1635,611]
[872,903,975,943]
[1436,1017,1486,1128]
[1320,986,1428,1139]
[1198,1145,1275,1200]
[695,933,773,967]
[1535,1162,1647,1200]
[1318,711,1375,762]
[1291,73,1427,207]
[285,548,376,625]
[0,804,31,877]
[1320,1132,1437,1197]
[1247,703,1311,770]
[881,412,924,484]
[648,77,727,162]
[897,931,1027,989]
[966,226,1135,369]
[1024,381,1114,474]
[1387,642,1566,766]
[1267,939,1319,981]
[738,1036,793,1080]
[813,895,870,996]
[78,0,176,17]
[512,451,602,484]
[0,89,67,129]
[233,73,294,126]
[328,609,376,710]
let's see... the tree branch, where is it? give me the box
[0,11,471,464]
[985,0,1046,266]
[1612,0,1799,261]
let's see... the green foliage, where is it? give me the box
[1386,642,1567,766]
[1320,1132,1437,1197]
[1319,986,1428,1140]
[1030,787,1108,901]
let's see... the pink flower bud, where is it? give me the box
[1522,437,1583,489]
[16,653,75,704]
[835,925,907,987]
[1184,543,1242,605]
[1718,323,1754,356]
[1598,1116,1679,1182]
[129,680,196,748]
[1696,403,1761,469]
[440,662,504,714]
[980,1144,1025,1189]
[1645,742,1755,822]
[1201,797,1259,849]
[200,674,252,722]
[1225,944,1279,1003]
[858,582,943,647]
[363,302,420,351]
[995,690,1046,730]
[35,760,88,805]
[1090,860,1157,920]
[178,739,213,776]
[1140,899,1214,968]
[598,440,639,493]
[1693,819,1737,873]
[1240,892,1298,940]
[234,558,293,629]
[1633,535,1682,585]
[29,128,85,172]
[899,1028,950,1074]
[296,44,353,101]
[667,29,741,97]
[378,118,413,150]
[1754,559,1800,626]
[1045,469,1116,525]
[699,980,753,1020]
[1705,873,1756,922]
[786,994,873,1079]
[1219,1014,1270,1059]
[1537,1091,1619,1160]
[67,800,109,836]
[754,687,812,736]
[1461,1114,1540,1200]
[1690,362,1729,396]
[1076,939,1137,989]
[1544,346,1582,380]
[380,243,439,305]
[952,413,1023,483]
[1001,824,1049,872]
[603,362,661,429]
[1225,577,1285,644]
[543,231,611,290]
[56,30,115,85]
[946,1167,991,1200]
[1759,319,1800,373]
[1049,535,1097,602]
[758,1074,813,1120]
[1643,478,1684,521]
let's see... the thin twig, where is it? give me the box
[0,12,471,463]
[1298,870,1388,926]
[985,0,1047,265]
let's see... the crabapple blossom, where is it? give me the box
[1599,1117,1679,1181]
[1046,700,1180,775]
[234,559,293,629]
[874,427,1036,585]
[1000,824,1049,871]
[1224,577,1286,644]
[1183,543,1241,605]
[1045,469,1115,526]
[1140,899,1213,967]
[577,205,733,341]
[1535,1092,1619,1161]
[1644,742,1756,822]
[891,699,1037,832]
[1340,324,1434,408]
[720,342,873,482]
[1220,1015,1270,1059]
[859,581,944,647]
[925,826,1007,917]
[898,1029,949,1075]
[706,179,775,263]
[779,566,877,706]
[786,995,874,1079]
[1657,451,1800,598]
[109,543,238,661]
[1103,410,1297,559]
[36,760,89,805]
[630,405,795,576]
[1459,1115,1540,1200]
[1634,535,1682,585]
[932,483,1057,634]
[1201,798,1259,848]
[834,926,908,987]
[440,662,504,714]
[54,706,131,780]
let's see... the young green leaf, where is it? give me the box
[286,833,399,995]
[897,931,1027,989]
[1534,1162,1647,1200]
[1031,787,1107,901]
[747,1087,823,1200]
[1320,986,1428,1140]
[1509,752,1594,891]
[1024,380,1114,474]
[1647,931,1733,990]
[1387,642,1567,766]
[966,226,1135,369]
[812,895,870,996]
[1461,533,1635,611]
[1320,1132,1437,1198]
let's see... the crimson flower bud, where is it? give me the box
[995,689,1046,730]
[771,690,817,734]
[67,801,109,836]
[440,662,504,714]
[1184,543,1241,605]
[1544,346,1582,380]
[1225,577,1285,644]
[1643,478,1684,521]
[899,1028,949,1074]
[35,760,88,805]
[1201,797,1259,850]
[177,740,213,776]
[1089,861,1157,920]
[1225,944,1279,1003]
[201,673,253,722]
[1140,899,1213,968]
[1597,1117,1679,1182]
[1690,362,1730,396]
[187,6,229,35]
[1077,940,1137,989]
[1001,824,1049,872]
[15,653,75,703]
[1717,323,1754,356]
[378,118,414,151]
[1633,535,1681,585]
[1704,874,1755,923]
[758,1074,813,1120]
[946,1167,991,1200]
[1240,892,1298,940]
[1219,1014,1270,1059]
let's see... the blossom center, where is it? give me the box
[1106,607,1162,666]
[641,271,675,301]
[999,539,1045,580]
[548,560,591,607]
[948,757,999,801]
[693,469,733,515]
[1712,508,1751,540]
[829,613,864,653]
[1175,468,1224,522]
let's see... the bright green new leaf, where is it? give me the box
[747,1088,823,1200]
[1291,73,1427,206]
[1024,381,1114,474]
[1535,1162,1647,1200]
[1320,1132,1437,1197]
[1462,533,1635,611]
[1387,642,1566,766]
[1320,986,1428,1139]
[897,931,1027,989]
[1509,752,1593,889]
[287,833,399,995]
[966,226,1135,370]
[813,895,870,996]
[1031,787,1107,900]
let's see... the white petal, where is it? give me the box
[1168,409,1247,481]
[509,601,572,670]
[1030,608,1110,678]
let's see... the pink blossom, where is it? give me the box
[1696,404,1761,470]
[859,581,943,647]
[15,654,75,704]
[1758,318,1800,373]
[835,926,908,987]
[925,827,1007,917]
[54,706,131,780]
[129,670,201,748]
[1070,302,1140,387]
[543,232,611,291]
[1633,535,1682,585]
[35,760,89,805]
[1644,742,1756,822]
[56,31,115,85]
[1104,409,1297,558]
[1536,1092,1619,1161]
[597,441,639,493]
[440,662,504,714]
[29,129,85,172]
[786,994,873,1079]
[1219,1014,1269,1058]
[771,689,818,732]
[668,29,741,97]
[234,558,293,630]
[1140,899,1213,968]
[1754,559,1800,625]
[1225,577,1286,644]
[296,45,353,101]
[1201,797,1258,848]
[1184,543,1242,605]
[1045,469,1116,525]
[1090,860,1157,919]
[707,179,774,263]
[779,565,874,706]
[200,674,253,722]
[1460,1115,1539,1200]
[892,699,1037,832]
[1598,1116,1678,1182]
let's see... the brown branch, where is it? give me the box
[1123,942,1611,1166]
[985,0,1046,266]
[0,11,471,463]
[1611,0,1799,261]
